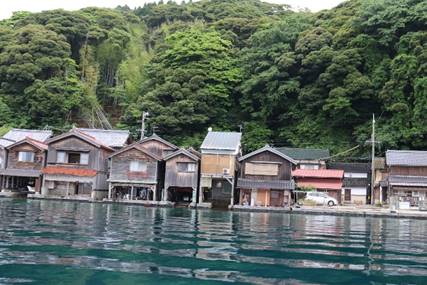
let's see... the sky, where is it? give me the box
[0,0,345,20]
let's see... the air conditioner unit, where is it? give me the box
[223,168,230,175]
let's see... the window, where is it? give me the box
[300,164,319,170]
[80,153,89,165]
[245,162,278,176]
[130,161,147,172]
[68,153,80,164]
[177,162,196,173]
[18,151,34,162]
[57,151,66,163]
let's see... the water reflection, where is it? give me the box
[0,199,427,285]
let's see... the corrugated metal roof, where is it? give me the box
[0,169,41,177]
[386,150,427,167]
[200,131,241,151]
[3,129,52,142]
[276,147,330,160]
[292,169,344,179]
[237,178,294,190]
[388,175,427,187]
[77,128,130,148]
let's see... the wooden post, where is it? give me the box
[66,182,70,196]
[108,183,112,199]
[130,186,134,200]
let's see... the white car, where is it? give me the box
[305,192,338,206]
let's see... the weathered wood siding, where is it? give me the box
[47,136,99,169]
[240,150,293,181]
[139,140,177,159]
[389,166,427,176]
[165,154,198,189]
[7,143,45,170]
[110,148,158,183]
[0,149,6,169]
[201,154,236,176]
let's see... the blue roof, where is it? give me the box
[200,131,241,151]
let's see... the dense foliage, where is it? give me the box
[0,0,426,155]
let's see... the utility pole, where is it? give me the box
[140,111,149,140]
[370,114,376,205]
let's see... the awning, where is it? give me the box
[42,166,97,177]
[388,175,427,187]
[296,181,342,190]
[0,169,41,177]
[237,178,294,190]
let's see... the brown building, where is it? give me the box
[163,148,200,205]
[198,131,242,208]
[236,145,296,208]
[108,143,162,202]
[41,128,115,200]
[386,150,427,209]
[292,169,344,203]
[0,137,48,193]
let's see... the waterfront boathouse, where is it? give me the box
[236,145,296,209]
[0,129,52,194]
[163,148,200,206]
[41,128,115,200]
[198,131,242,208]
[107,143,161,202]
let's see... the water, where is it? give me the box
[0,199,426,285]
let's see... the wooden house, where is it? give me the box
[372,158,388,205]
[276,147,329,169]
[236,145,296,208]
[292,169,344,203]
[328,162,370,205]
[107,143,161,201]
[386,150,427,209]
[163,148,200,205]
[0,129,52,192]
[199,131,242,208]
[0,137,48,193]
[41,128,115,200]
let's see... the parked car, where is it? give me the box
[305,192,338,206]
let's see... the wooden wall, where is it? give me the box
[47,136,99,169]
[139,140,177,159]
[7,143,45,170]
[389,166,427,176]
[165,154,198,189]
[201,154,236,175]
[110,148,158,183]
[240,150,293,181]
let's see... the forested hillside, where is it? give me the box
[0,0,426,155]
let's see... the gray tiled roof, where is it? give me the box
[200,131,241,151]
[388,175,427,187]
[0,138,15,148]
[276,147,330,160]
[386,150,427,167]
[237,178,295,190]
[3,129,52,142]
[328,162,370,173]
[77,128,130,148]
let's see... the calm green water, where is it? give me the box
[0,199,427,285]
